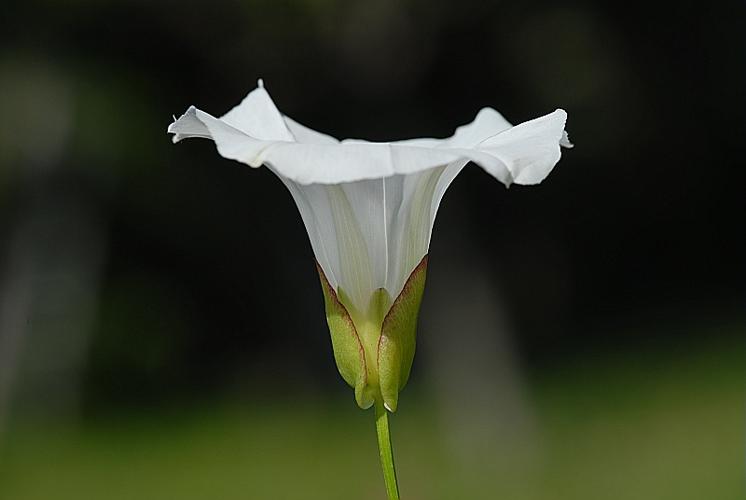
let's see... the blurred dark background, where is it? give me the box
[0,1,743,499]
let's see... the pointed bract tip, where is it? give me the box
[257,78,264,89]
[356,391,374,410]
[384,402,394,412]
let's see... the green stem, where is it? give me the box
[375,400,400,500]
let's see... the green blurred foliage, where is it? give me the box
[0,332,741,500]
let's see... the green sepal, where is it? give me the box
[377,256,428,412]
[316,263,374,409]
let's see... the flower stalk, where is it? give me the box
[375,400,400,500]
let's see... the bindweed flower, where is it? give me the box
[169,79,571,499]
[169,80,571,408]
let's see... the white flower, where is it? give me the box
[168,79,571,410]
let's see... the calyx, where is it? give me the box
[317,256,428,412]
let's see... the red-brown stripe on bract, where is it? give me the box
[376,254,428,367]
[315,261,368,387]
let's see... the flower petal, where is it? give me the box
[219,80,295,142]
[168,88,568,186]
[384,167,447,292]
[278,162,469,309]
[350,107,512,148]
[168,89,569,299]
[175,107,275,168]
[274,177,345,291]
[480,109,568,185]
[276,177,383,313]
[283,116,340,145]
[167,105,211,143]
[443,107,514,148]
[260,141,514,185]
[169,109,565,185]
